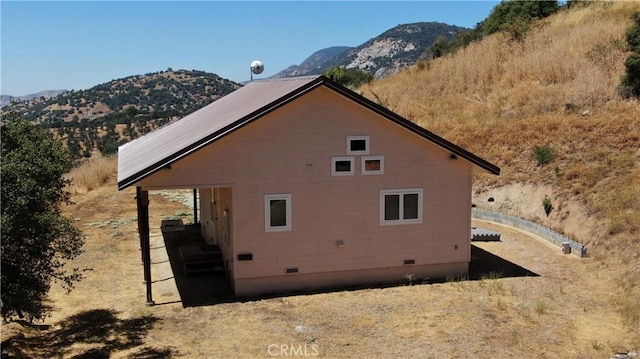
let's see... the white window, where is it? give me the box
[265,194,292,232]
[380,188,423,225]
[347,136,369,155]
[362,156,384,175]
[331,157,355,176]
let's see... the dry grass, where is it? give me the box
[4,191,639,358]
[361,1,640,334]
[364,5,640,244]
[364,2,637,121]
[2,4,640,357]
[65,154,117,194]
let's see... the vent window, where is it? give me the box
[331,157,355,176]
[347,136,369,155]
[362,156,384,175]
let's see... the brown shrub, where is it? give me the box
[66,155,117,194]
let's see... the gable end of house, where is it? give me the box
[117,75,499,190]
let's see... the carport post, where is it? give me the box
[136,188,144,265]
[136,186,154,305]
[193,188,198,224]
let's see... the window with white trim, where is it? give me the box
[362,156,384,175]
[347,136,369,155]
[331,157,355,176]
[380,188,423,225]
[265,194,292,232]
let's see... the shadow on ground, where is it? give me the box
[469,244,538,280]
[162,225,234,307]
[1,309,176,358]
[162,225,538,308]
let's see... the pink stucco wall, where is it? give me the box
[141,86,473,295]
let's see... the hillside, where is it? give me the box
[3,3,640,357]
[341,22,467,78]
[3,69,239,127]
[0,89,67,108]
[1,69,240,158]
[271,46,354,78]
[273,22,465,78]
[361,0,640,325]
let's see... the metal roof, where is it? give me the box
[118,75,499,190]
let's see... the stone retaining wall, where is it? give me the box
[472,208,587,258]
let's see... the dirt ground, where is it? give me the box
[1,182,638,358]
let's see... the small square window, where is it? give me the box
[347,136,370,155]
[362,156,384,175]
[351,139,367,152]
[331,157,355,176]
[265,194,292,232]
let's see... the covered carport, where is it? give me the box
[134,186,234,306]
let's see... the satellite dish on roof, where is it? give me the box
[251,60,264,74]
[250,60,264,81]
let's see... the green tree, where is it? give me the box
[66,132,82,159]
[1,118,85,322]
[626,12,640,52]
[428,0,558,57]
[621,54,640,97]
[542,195,554,217]
[620,12,640,98]
[430,36,454,59]
[451,26,484,50]
[324,66,373,88]
[97,135,119,156]
[482,0,559,37]
[324,66,347,84]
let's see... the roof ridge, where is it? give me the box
[251,75,321,83]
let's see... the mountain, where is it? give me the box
[1,69,240,158]
[3,69,240,127]
[6,21,465,124]
[271,46,353,78]
[343,22,467,78]
[1,89,68,108]
[273,22,466,79]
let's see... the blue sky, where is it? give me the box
[1,1,498,96]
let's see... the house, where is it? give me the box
[118,75,499,300]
